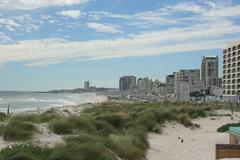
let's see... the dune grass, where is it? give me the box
[10,110,61,124]
[0,112,7,122]
[0,102,220,160]
[2,120,37,142]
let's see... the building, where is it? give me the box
[137,77,153,93]
[166,74,174,84]
[222,41,240,97]
[158,83,174,96]
[84,81,90,90]
[178,81,190,101]
[174,69,200,97]
[119,76,136,91]
[201,56,219,86]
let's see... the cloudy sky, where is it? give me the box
[0,0,239,91]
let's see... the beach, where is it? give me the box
[147,110,240,160]
[0,101,240,160]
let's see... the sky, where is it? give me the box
[0,0,240,91]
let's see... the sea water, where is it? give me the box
[0,91,106,112]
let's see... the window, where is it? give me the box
[223,49,227,53]
[233,52,236,56]
[228,48,232,52]
[233,46,237,51]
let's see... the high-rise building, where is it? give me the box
[174,69,200,97]
[201,56,219,86]
[222,41,240,97]
[166,74,174,84]
[84,81,90,90]
[119,76,136,91]
[137,77,153,93]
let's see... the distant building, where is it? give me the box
[201,56,219,86]
[222,41,240,98]
[119,76,136,91]
[166,74,174,84]
[84,81,90,90]
[174,69,200,98]
[178,82,190,101]
[158,83,174,96]
[137,77,153,93]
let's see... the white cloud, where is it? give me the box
[0,0,90,10]
[87,23,122,33]
[205,5,240,17]
[58,10,83,18]
[166,2,206,14]
[0,17,239,66]
[0,32,12,43]
[0,18,21,31]
[0,15,40,33]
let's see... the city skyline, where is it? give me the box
[0,0,240,91]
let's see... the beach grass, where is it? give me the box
[10,110,61,124]
[0,112,7,122]
[2,120,37,141]
[0,102,225,160]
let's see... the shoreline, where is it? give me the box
[0,92,108,115]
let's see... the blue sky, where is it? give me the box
[0,0,240,91]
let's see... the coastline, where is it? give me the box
[1,92,108,115]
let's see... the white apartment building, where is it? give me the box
[222,41,240,97]
[174,69,200,98]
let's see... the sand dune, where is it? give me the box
[147,111,240,160]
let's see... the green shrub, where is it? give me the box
[106,134,145,160]
[3,120,37,141]
[217,123,240,132]
[47,147,73,160]
[0,144,50,160]
[93,120,118,136]
[0,112,7,121]
[178,114,193,127]
[68,116,97,134]
[49,119,75,135]
[11,114,40,123]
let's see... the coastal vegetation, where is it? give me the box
[0,102,230,160]
[217,123,240,133]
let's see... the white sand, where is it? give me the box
[147,111,240,160]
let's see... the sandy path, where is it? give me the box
[147,111,240,160]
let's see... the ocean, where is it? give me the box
[0,92,107,113]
